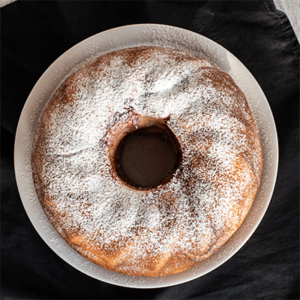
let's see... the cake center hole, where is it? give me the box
[114,125,181,189]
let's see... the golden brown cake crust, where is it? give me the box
[31,46,262,277]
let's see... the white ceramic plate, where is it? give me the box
[14,24,278,288]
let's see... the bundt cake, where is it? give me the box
[31,46,262,277]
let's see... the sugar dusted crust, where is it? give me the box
[31,46,262,277]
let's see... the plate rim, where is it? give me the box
[14,23,279,289]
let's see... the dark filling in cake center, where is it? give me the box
[114,125,181,189]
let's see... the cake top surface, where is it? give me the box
[32,46,262,275]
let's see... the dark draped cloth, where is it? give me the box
[1,1,299,299]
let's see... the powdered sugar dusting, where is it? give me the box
[31,46,262,277]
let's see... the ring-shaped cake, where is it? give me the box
[31,46,262,277]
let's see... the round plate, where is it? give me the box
[14,24,278,288]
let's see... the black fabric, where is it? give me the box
[1,0,299,299]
